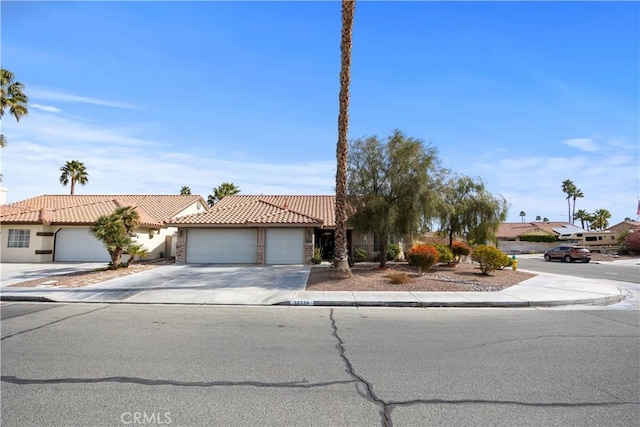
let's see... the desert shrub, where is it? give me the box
[451,241,472,262]
[387,244,401,261]
[621,232,640,255]
[353,247,368,263]
[387,271,412,284]
[311,247,323,264]
[433,244,453,263]
[407,245,439,275]
[470,245,511,275]
[617,230,630,244]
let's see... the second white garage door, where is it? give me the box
[265,228,304,265]
[55,228,110,262]
[186,228,257,264]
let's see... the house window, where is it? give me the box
[8,229,30,248]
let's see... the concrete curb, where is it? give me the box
[277,294,626,308]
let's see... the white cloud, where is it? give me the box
[30,103,62,113]
[0,109,335,203]
[562,138,599,152]
[4,112,154,147]
[28,86,137,109]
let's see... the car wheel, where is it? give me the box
[544,254,551,261]
[584,259,590,263]
[564,255,572,263]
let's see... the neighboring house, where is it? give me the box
[496,221,581,253]
[1,194,208,263]
[167,195,367,265]
[607,220,640,235]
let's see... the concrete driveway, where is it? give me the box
[1,264,311,305]
[1,263,107,287]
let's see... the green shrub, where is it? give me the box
[387,244,401,261]
[519,234,558,243]
[451,241,472,262]
[407,245,439,275]
[470,245,511,275]
[387,271,412,284]
[353,247,368,263]
[311,247,323,264]
[433,244,453,263]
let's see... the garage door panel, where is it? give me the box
[266,229,304,265]
[187,229,257,264]
[55,228,110,262]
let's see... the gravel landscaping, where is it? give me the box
[305,261,534,292]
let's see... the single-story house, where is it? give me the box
[496,221,582,253]
[607,220,640,235]
[167,195,370,265]
[1,194,208,263]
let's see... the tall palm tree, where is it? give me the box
[208,182,240,207]
[180,186,192,195]
[519,211,526,223]
[561,179,576,224]
[1,69,29,148]
[59,160,89,195]
[571,188,584,224]
[334,0,356,278]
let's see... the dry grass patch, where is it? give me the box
[386,271,412,284]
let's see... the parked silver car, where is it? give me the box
[544,245,591,263]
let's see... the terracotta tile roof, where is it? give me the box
[497,222,572,239]
[168,195,334,227]
[0,194,206,228]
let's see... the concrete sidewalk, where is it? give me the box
[0,267,630,308]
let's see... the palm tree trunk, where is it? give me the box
[334,0,355,278]
[70,178,76,195]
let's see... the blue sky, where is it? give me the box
[1,1,638,225]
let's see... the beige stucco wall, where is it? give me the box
[1,224,179,263]
[0,224,52,263]
[132,227,177,259]
[495,240,557,254]
[174,201,207,218]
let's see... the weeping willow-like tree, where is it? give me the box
[347,130,444,268]
[436,175,508,248]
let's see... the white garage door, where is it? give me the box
[55,228,110,262]
[186,228,257,264]
[265,229,304,265]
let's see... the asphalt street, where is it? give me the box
[517,256,639,283]
[1,303,638,427]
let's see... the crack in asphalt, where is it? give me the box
[329,309,638,427]
[0,306,109,341]
[0,375,355,389]
[384,397,637,412]
[329,309,391,426]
